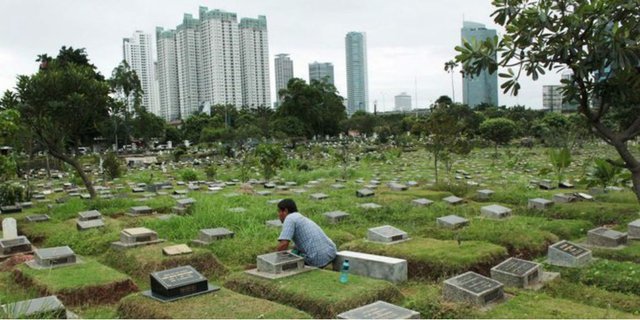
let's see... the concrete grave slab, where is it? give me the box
[490,257,542,289]
[547,240,592,267]
[162,244,193,256]
[437,215,469,229]
[246,251,315,279]
[443,271,504,306]
[356,188,375,198]
[480,205,512,219]
[587,227,627,248]
[333,250,407,283]
[25,214,50,223]
[76,218,105,231]
[337,300,419,319]
[367,225,409,244]
[142,265,219,302]
[192,228,234,246]
[412,198,433,207]
[324,211,350,224]
[528,198,553,210]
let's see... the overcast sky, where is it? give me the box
[0,0,563,111]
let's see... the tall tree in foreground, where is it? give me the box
[16,46,111,198]
[454,0,640,202]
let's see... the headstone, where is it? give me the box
[310,193,329,200]
[333,251,407,284]
[587,227,627,247]
[559,182,574,189]
[143,265,219,302]
[173,189,188,195]
[78,210,102,221]
[29,246,77,269]
[356,188,375,198]
[406,181,418,187]
[176,198,196,208]
[265,219,282,228]
[367,225,409,244]
[553,193,575,203]
[0,235,32,257]
[490,257,542,288]
[19,202,33,209]
[264,182,276,189]
[162,244,193,256]
[1,295,68,319]
[331,184,345,189]
[436,215,469,229]
[476,189,494,200]
[132,187,145,193]
[358,203,382,210]
[228,207,246,213]
[538,180,556,190]
[25,214,50,223]
[0,205,22,214]
[547,240,592,267]
[528,198,554,210]
[256,251,305,274]
[628,219,640,239]
[2,218,17,239]
[76,219,105,231]
[443,196,464,205]
[412,198,433,207]
[337,301,420,319]
[480,205,512,219]
[192,228,234,246]
[256,190,272,196]
[576,192,594,201]
[388,182,408,191]
[111,227,164,250]
[129,206,153,216]
[443,271,504,305]
[324,211,350,224]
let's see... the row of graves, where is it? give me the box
[0,150,639,318]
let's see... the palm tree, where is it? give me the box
[444,60,459,102]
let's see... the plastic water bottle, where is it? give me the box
[339,259,350,284]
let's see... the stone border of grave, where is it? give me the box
[26,256,84,270]
[244,266,317,280]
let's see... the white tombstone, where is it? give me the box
[2,218,18,240]
[167,141,173,149]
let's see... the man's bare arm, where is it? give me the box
[276,240,290,252]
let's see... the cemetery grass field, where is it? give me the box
[1,144,640,318]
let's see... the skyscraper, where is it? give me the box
[155,27,180,121]
[543,85,563,112]
[394,92,412,111]
[461,21,498,107]
[122,31,157,114]
[345,32,369,115]
[274,54,294,105]
[198,7,243,109]
[175,13,201,119]
[308,62,334,85]
[239,16,271,108]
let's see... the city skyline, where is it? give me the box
[0,0,564,111]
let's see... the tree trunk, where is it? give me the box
[610,139,640,203]
[49,150,96,199]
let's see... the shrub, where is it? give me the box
[0,182,26,206]
[103,152,123,180]
[205,165,217,180]
[180,169,198,182]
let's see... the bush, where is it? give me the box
[205,165,217,180]
[173,146,187,162]
[180,169,198,182]
[0,182,26,206]
[103,152,123,180]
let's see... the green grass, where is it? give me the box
[224,269,402,318]
[399,282,475,318]
[118,288,311,319]
[592,241,640,263]
[340,237,507,279]
[482,290,635,318]
[16,258,130,292]
[543,279,640,315]
[547,259,640,295]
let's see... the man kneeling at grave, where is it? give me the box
[276,199,337,267]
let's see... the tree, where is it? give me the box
[549,147,572,186]
[454,0,640,202]
[444,61,459,102]
[254,143,285,181]
[587,159,624,190]
[109,60,141,150]
[480,117,518,156]
[15,47,110,198]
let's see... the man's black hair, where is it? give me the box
[277,198,298,213]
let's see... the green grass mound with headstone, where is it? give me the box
[543,279,640,316]
[13,258,137,306]
[117,287,311,319]
[547,259,640,295]
[100,243,227,284]
[224,269,402,318]
[530,201,640,225]
[340,237,507,279]
[482,291,635,318]
[399,282,475,318]
[420,216,559,258]
[592,241,640,263]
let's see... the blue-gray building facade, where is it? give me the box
[461,21,498,107]
[345,32,369,115]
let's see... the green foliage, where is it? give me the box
[103,152,122,180]
[0,182,26,206]
[179,168,199,182]
[544,280,640,316]
[556,259,640,296]
[549,147,572,185]
[205,164,217,180]
[587,159,624,188]
[0,155,17,181]
[254,143,285,180]
[480,117,518,155]
[173,145,187,162]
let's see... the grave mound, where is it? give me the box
[224,269,402,318]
